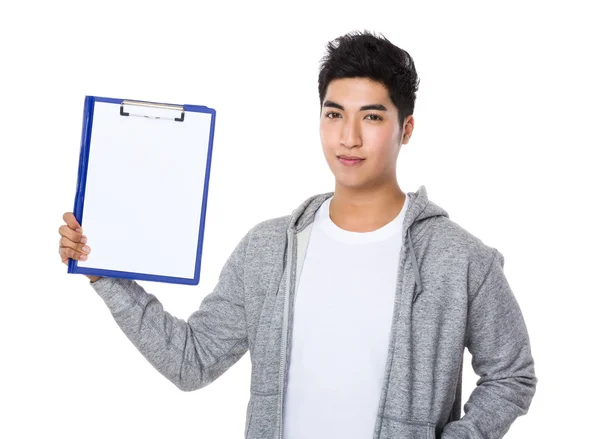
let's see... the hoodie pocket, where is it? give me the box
[379,416,436,439]
[244,397,254,439]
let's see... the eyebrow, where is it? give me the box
[323,100,388,112]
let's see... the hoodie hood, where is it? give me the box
[286,184,449,303]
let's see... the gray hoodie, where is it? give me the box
[89,185,537,439]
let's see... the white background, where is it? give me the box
[1,1,598,438]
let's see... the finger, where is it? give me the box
[58,224,85,246]
[60,235,90,255]
[62,212,82,233]
[60,247,87,265]
[60,246,89,264]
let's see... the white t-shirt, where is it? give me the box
[283,194,410,439]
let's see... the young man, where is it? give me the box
[59,30,537,439]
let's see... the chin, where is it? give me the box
[334,175,370,190]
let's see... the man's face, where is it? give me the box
[320,77,407,190]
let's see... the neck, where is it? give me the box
[329,180,406,233]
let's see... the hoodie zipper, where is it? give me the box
[278,228,294,439]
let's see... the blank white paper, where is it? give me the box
[76,101,212,280]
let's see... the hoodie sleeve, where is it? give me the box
[89,229,252,392]
[441,248,538,439]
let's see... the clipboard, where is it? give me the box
[67,95,216,285]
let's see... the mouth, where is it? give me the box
[337,156,365,166]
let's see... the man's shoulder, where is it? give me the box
[250,214,290,236]
[428,216,500,280]
[431,216,494,254]
[241,215,290,253]
[237,215,290,268]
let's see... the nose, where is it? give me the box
[341,116,362,148]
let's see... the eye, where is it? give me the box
[365,114,383,121]
[325,112,341,119]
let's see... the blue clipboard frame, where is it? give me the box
[67,95,217,286]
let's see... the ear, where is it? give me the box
[401,115,415,144]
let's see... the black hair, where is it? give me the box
[318,30,420,130]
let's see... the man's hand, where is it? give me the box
[58,212,102,283]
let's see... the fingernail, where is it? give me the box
[76,228,82,233]
[82,246,90,253]
[81,236,87,244]
[80,254,87,260]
